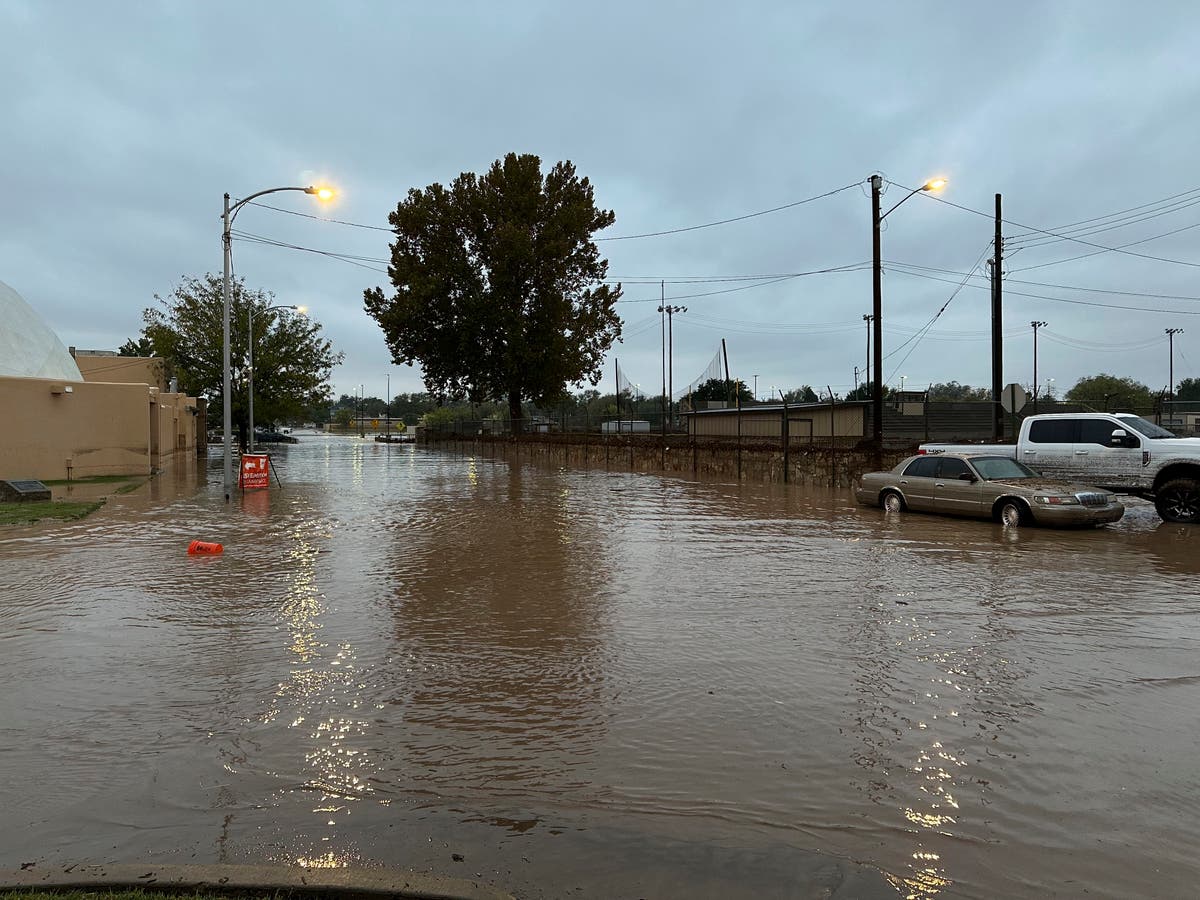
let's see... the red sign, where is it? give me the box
[239,453,271,490]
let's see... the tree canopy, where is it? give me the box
[1065,373,1154,411]
[133,274,342,442]
[928,381,991,401]
[1175,377,1200,401]
[689,378,753,404]
[364,153,622,425]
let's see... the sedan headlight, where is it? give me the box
[1032,495,1080,505]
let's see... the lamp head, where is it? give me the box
[306,186,335,201]
[295,305,308,315]
[921,178,948,192]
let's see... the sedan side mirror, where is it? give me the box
[957,472,977,482]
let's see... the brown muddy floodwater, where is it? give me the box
[2,435,1199,899]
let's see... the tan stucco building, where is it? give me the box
[0,281,200,482]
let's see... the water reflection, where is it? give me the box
[2,439,1199,898]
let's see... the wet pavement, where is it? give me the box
[1,434,1198,898]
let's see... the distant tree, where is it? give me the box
[1065,373,1154,411]
[689,377,753,404]
[118,336,154,357]
[1175,377,1200,401]
[928,381,991,401]
[782,386,819,404]
[135,274,342,447]
[364,152,622,428]
[844,383,893,402]
[332,407,354,427]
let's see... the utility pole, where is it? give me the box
[991,193,1003,441]
[753,374,759,403]
[1167,327,1184,405]
[386,372,391,438]
[1031,321,1047,414]
[659,304,687,428]
[870,175,883,457]
[659,281,666,438]
[862,313,873,394]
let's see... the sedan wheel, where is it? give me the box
[999,500,1027,527]
[882,491,904,513]
[1155,478,1200,523]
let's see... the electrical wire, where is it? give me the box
[616,263,870,303]
[889,266,1200,316]
[1006,185,1200,241]
[1006,190,1200,249]
[596,182,862,241]
[886,260,1200,302]
[882,242,993,383]
[891,181,1200,270]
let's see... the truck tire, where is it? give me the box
[1154,477,1200,523]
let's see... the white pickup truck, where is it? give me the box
[919,412,1200,523]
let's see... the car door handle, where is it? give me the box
[1075,450,1089,455]
[1023,450,1036,454]
[935,482,945,487]
[899,479,908,485]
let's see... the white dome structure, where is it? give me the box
[0,279,83,381]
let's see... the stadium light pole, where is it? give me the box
[222,184,333,501]
[871,174,946,459]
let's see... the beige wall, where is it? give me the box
[150,391,198,465]
[75,354,169,391]
[689,405,866,439]
[0,375,152,480]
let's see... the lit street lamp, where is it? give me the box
[222,184,332,501]
[870,174,946,457]
[248,303,306,452]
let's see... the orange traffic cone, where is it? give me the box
[188,540,224,555]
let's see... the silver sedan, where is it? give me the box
[855,453,1125,527]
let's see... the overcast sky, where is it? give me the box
[5,1,1200,405]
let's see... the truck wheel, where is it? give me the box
[999,499,1028,527]
[1155,478,1200,523]
[882,490,905,513]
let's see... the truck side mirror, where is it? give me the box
[1110,429,1128,446]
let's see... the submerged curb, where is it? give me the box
[0,863,515,900]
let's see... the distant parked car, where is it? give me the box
[855,453,1124,527]
[254,430,299,444]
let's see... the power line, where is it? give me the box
[595,182,863,241]
[890,266,1200,316]
[1006,185,1200,240]
[1006,189,1200,249]
[886,260,1200,301]
[616,263,870,303]
[892,180,1200,270]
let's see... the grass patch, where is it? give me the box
[0,500,104,526]
[114,477,150,495]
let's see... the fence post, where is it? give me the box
[781,397,790,483]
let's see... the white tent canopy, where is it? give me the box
[0,279,83,381]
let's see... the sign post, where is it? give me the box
[239,453,271,491]
[1000,382,1029,442]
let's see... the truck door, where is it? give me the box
[1021,418,1077,476]
[1074,417,1143,488]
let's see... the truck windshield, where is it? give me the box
[971,457,1039,480]
[1117,416,1177,439]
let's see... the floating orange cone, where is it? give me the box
[188,540,224,555]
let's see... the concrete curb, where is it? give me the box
[0,863,515,900]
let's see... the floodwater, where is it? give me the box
[2,436,1199,899]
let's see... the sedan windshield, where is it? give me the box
[1118,415,1177,439]
[971,456,1039,480]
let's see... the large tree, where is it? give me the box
[364,153,622,426]
[1175,377,1200,401]
[134,274,343,445]
[1065,373,1154,411]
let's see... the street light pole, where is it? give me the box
[1030,321,1047,414]
[248,303,302,452]
[221,184,332,501]
[869,174,946,459]
[753,374,759,403]
[1167,328,1184,409]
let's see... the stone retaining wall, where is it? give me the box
[426,432,914,487]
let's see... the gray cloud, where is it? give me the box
[4,0,1200,404]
